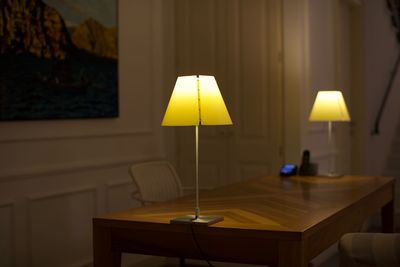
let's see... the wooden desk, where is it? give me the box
[93,175,395,267]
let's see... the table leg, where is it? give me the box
[93,223,121,267]
[279,241,308,267]
[381,199,394,233]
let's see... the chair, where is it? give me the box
[129,161,183,205]
[129,161,185,266]
[339,233,400,267]
[308,219,375,267]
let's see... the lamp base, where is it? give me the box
[170,215,224,226]
[317,172,343,178]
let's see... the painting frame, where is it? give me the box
[0,0,119,121]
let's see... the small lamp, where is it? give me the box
[162,75,232,225]
[309,90,350,177]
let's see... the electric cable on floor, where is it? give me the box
[189,219,215,267]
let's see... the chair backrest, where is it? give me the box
[129,161,183,204]
[339,233,400,267]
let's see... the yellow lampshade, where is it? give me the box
[162,75,232,126]
[309,91,351,122]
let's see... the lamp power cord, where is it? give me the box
[189,218,215,267]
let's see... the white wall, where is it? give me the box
[361,0,400,176]
[0,0,174,266]
[283,0,354,174]
[303,0,354,174]
[282,0,308,164]
[2,0,398,266]
[299,0,400,216]
[303,0,338,172]
[361,0,400,217]
[285,0,400,181]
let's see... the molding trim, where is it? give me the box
[0,129,152,144]
[27,186,97,267]
[0,156,162,182]
[27,185,97,201]
[107,179,132,188]
[343,0,363,7]
[0,201,15,267]
[105,179,133,212]
[69,258,92,267]
[0,200,15,208]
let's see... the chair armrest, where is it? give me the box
[339,233,400,267]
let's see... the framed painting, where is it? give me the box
[0,0,118,120]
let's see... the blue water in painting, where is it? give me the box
[0,52,118,121]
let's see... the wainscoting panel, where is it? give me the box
[0,162,158,267]
[106,179,139,212]
[0,202,15,267]
[175,0,283,186]
[27,187,96,267]
[238,163,270,182]
[0,0,172,266]
[198,162,221,188]
[238,0,269,140]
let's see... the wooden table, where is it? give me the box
[93,175,395,267]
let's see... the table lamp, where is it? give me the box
[162,75,232,225]
[309,90,350,177]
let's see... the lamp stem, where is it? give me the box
[328,121,334,175]
[195,125,200,218]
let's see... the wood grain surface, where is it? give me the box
[93,175,395,267]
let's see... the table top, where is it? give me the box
[95,175,393,238]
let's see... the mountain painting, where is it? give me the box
[0,0,118,120]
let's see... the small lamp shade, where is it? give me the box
[309,91,351,122]
[162,75,232,126]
